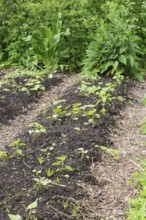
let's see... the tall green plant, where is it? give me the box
[30,13,70,72]
[82,1,144,81]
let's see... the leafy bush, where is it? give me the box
[82,1,144,80]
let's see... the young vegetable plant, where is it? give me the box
[0,150,8,159]
[77,148,89,161]
[8,199,38,220]
[8,139,26,157]
[28,122,46,140]
[53,155,74,172]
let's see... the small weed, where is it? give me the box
[8,199,38,220]
[46,167,55,177]
[77,148,89,161]
[96,145,120,159]
[28,122,46,135]
[8,139,26,157]
[0,150,8,159]
[53,155,74,173]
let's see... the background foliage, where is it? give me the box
[0,0,146,78]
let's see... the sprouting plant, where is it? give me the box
[70,203,80,218]
[20,78,45,96]
[46,167,55,177]
[8,214,22,220]
[26,199,38,220]
[8,139,26,157]
[52,105,67,120]
[62,200,69,210]
[77,148,89,160]
[28,122,46,135]
[33,177,51,187]
[53,155,67,168]
[53,155,74,172]
[37,157,45,165]
[96,145,120,159]
[0,150,8,159]
[8,199,38,220]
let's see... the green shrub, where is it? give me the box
[82,1,144,80]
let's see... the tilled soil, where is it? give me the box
[0,75,133,220]
[0,74,76,149]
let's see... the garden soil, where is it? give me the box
[0,73,146,219]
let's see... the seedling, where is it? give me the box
[28,122,46,135]
[53,155,67,168]
[0,150,8,159]
[33,177,51,187]
[71,203,80,218]
[8,139,26,157]
[37,157,45,165]
[96,145,120,159]
[8,214,22,220]
[53,155,74,172]
[46,167,55,177]
[8,199,38,220]
[77,148,89,160]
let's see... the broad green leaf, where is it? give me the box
[119,46,127,54]
[65,165,74,172]
[118,55,127,65]
[8,214,22,220]
[26,199,38,210]
[135,72,144,82]
[113,61,119,71]
[0,151,7,158]
[128,54,134,68]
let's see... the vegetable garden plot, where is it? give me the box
[0,75,133,220]
[0,72,63,125]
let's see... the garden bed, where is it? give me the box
[0,75,133,219]
[0,71,64,124]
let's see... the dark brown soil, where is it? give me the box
[0,75,63,124]
[0,75,133,220]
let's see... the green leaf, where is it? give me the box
[113,61,119,71]
[0,151,7,158]
[8,214,22,220]
[119,46,127,54]
[26,199,38,210]
[53,34,61,43]
[118,55,127,65]
[65,165,74,172]
[23,35,32,42]
[47,167,54,177]
[128,54,134,68]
